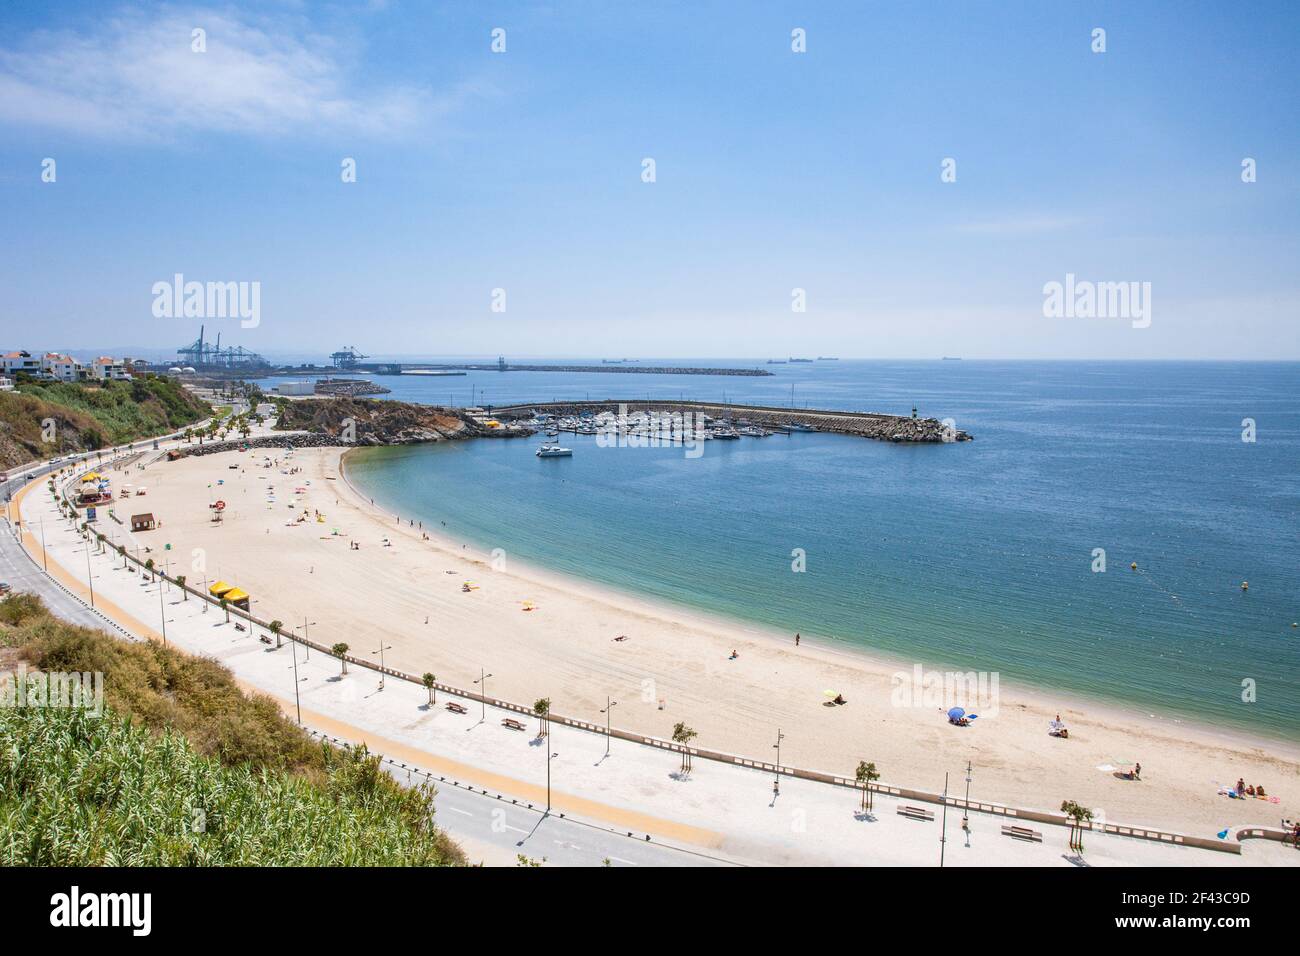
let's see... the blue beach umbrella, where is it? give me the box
[947,707,965,720]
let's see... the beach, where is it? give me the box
[117,444,1299,838]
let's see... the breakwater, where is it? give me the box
[368,363,773,377]
[491,400,972,443]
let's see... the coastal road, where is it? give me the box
[371,749,733,867]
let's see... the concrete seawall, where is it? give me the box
[491,400,973,443]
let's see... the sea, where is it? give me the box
[265,360,1300,742]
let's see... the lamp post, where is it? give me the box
[299,617,316,661]
[158,570,167,647]
[371,642,393,690]
[963,760,973,831]
[546,747,559,812]
[39,516,48,572]
[599,697,617,757]
[289,638,302,725]
[940,771,950,868]
[80,528,96,608]
[474,668,493,722]
[773,728,785,795]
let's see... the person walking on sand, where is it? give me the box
[1134,761,1142,780]
[795,633,801,646]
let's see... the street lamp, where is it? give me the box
[772,728,785,795]
[83,534,95,608]
[963,760,973,831]
[371,642,393,690]
[296,618,317,661]
[940,771,950,868]
[158,570,167,647]
[546,748,559,812]
[473,668,493,721]
[599,697,617,757]
[289,638,303,725]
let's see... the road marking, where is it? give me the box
[447,807,473,817]
[503,825,529,834]
[607,855,637,866]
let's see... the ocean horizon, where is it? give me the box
[330,359,1300,742]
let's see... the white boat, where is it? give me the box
[536,443,573,458]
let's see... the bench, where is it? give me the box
[444,702,468,714]
[501,718,528,732]
[1001,824,1043,842]
[897,805,935,822]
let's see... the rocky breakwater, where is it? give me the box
[492,401,972,444]
[274,397,530,444]
[175,398,530,459]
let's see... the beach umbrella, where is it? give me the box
[947,707,965,720]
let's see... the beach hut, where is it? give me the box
[208,581,235,598]
[222,587,251,611]
[130,513,156,531]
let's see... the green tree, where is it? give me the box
[144,558,155,582]
[269,619,283,648]
[855,760,880,812]
[175,574,187,599]
[219,597,230,623]
[422,673,437,706]
[533,697,551,737]
[332,643,350,675]
[672,722,698,774]
[1060,799,1094,852]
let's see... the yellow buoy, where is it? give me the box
[1241,581,1249,591]
[1130,562,1137,571]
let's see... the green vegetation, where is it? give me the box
[1,376,210,469]
[0,595,464,866]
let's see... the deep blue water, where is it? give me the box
[324,360,1300,740]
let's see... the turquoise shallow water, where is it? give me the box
[338,361,1300,741]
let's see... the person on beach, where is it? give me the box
[795,633,800,646]
[1134,762,1142,780]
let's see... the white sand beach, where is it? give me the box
[109,444,1299,839]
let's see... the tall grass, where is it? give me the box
[0,595,464,866]
[0,706,458,865]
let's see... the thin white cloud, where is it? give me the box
[0,6,460,140]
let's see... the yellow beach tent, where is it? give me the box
[209,581,234,597]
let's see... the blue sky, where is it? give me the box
[1,0,1297,360]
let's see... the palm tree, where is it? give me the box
[672,722,698,774]
[332,642,350,675]
[855,760,880,812]
[269,619,283,648]
[1060,799,1094,852]
[422,673,437,706]
[175,574,187,598]
[144,558,155,582]
[117,544,126,569]
[219,597,230,623]
[533,697,551,737]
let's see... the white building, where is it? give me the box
[1,350,41,378]
[40,353,84,382]
[0,375,13,391]
[89,356,131,380]
[274,381,315,396]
